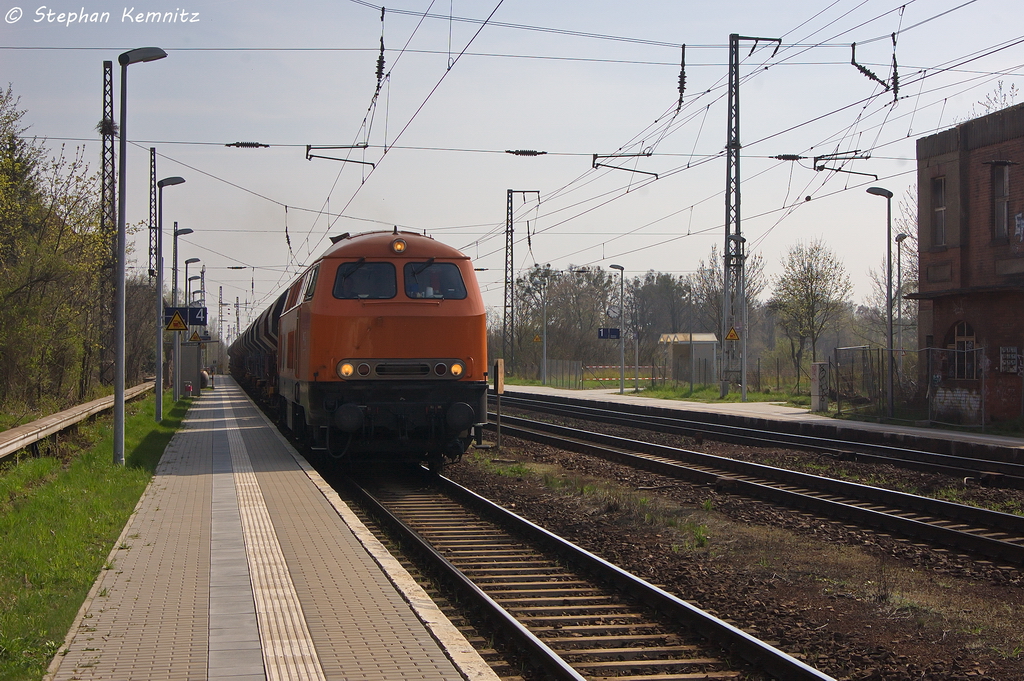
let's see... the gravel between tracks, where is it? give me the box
[446,421,1024,681]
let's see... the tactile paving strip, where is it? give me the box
[225,401,326,680]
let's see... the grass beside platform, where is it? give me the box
[637,383,811,407]
[0,392,190,681]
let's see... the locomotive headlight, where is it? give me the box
[338,361,355,378]
[450,362,465,377]
[391,238,407,253]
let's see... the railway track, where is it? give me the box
[494,393,1024,489]
[489,413,1024,567]
[346,469,835,681]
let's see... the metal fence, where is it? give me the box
[521,359,586,389]
[924,346,986,428]
[831,346,884,416]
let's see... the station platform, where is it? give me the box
[503,384,1024,458]
[46,378,498,681]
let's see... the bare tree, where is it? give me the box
[769,240,853,387]
[686,244,766,335]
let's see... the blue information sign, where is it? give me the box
[187,307,208,326]
[163,306,208,327]
[598,328,620,340]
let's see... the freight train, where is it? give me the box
[229,230,488,473]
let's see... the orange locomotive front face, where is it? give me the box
[272,231,489,468]
[277,232,487,384]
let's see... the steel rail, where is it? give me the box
[491,414,1024,566]
[343,476,589,681]
[0,383,153,463]
[439,474,836,681]
[497,393,1024,489]
[348,473,835,681]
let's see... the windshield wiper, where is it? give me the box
[337,257,366,279]
[411,258,435,276]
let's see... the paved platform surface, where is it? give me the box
[47,378,498,681]
[504,384,1024,451]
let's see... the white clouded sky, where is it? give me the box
[3,0,1022,334]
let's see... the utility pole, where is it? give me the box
[100,61,116,386]
[148,148,158,278]
[503,189,540,376]
[722,33,779,400]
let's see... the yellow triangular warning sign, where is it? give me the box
[725,327,740,341]
[533,334,542,342]
[189,331,202,342]
[166,311,188,331]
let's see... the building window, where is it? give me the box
[946,321,977,380]
[994,164,1009,240]
[931,176,946,246]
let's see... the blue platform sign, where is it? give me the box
[163,306,208,327]
[598,328,620,340]
[187,307,208,326]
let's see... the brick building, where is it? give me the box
[914,102,1024,423]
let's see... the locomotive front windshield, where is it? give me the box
[404,261,467,299]
[333,260,397,299]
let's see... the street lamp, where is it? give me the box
[154,176,184,423]
[187,275,201,303]
[867,186,895,418]
[533,267,556,386]
[113,46,167,466]
[173,243,197,401]
[542,282,549,385]
[610,264,625,395]
[171,226,192,400]
[895,232,909,375]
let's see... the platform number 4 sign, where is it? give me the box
[187,307,208,326]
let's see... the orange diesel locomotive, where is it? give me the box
[229,230,488,472]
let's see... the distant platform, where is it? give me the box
[502,384,1024,457]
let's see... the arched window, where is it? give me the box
[944,321,977,380]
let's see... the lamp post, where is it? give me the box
[533,267,556,386]
[173,237,196,401]
[867,186,895,418]
[187,274,200,303]
[610,264,625,395]
[113,46,167,466]
[896,232,909,375]
[542,282,549,386]
[154,176,184,423]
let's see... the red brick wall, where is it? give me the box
[916,104,1024,422]
[929,291,1024,421]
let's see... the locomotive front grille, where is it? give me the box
[375,362,430,376]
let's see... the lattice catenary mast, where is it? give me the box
[722,34,779,400]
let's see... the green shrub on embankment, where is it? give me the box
[0,393,189,681]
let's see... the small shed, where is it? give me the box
[658,333,719,384]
